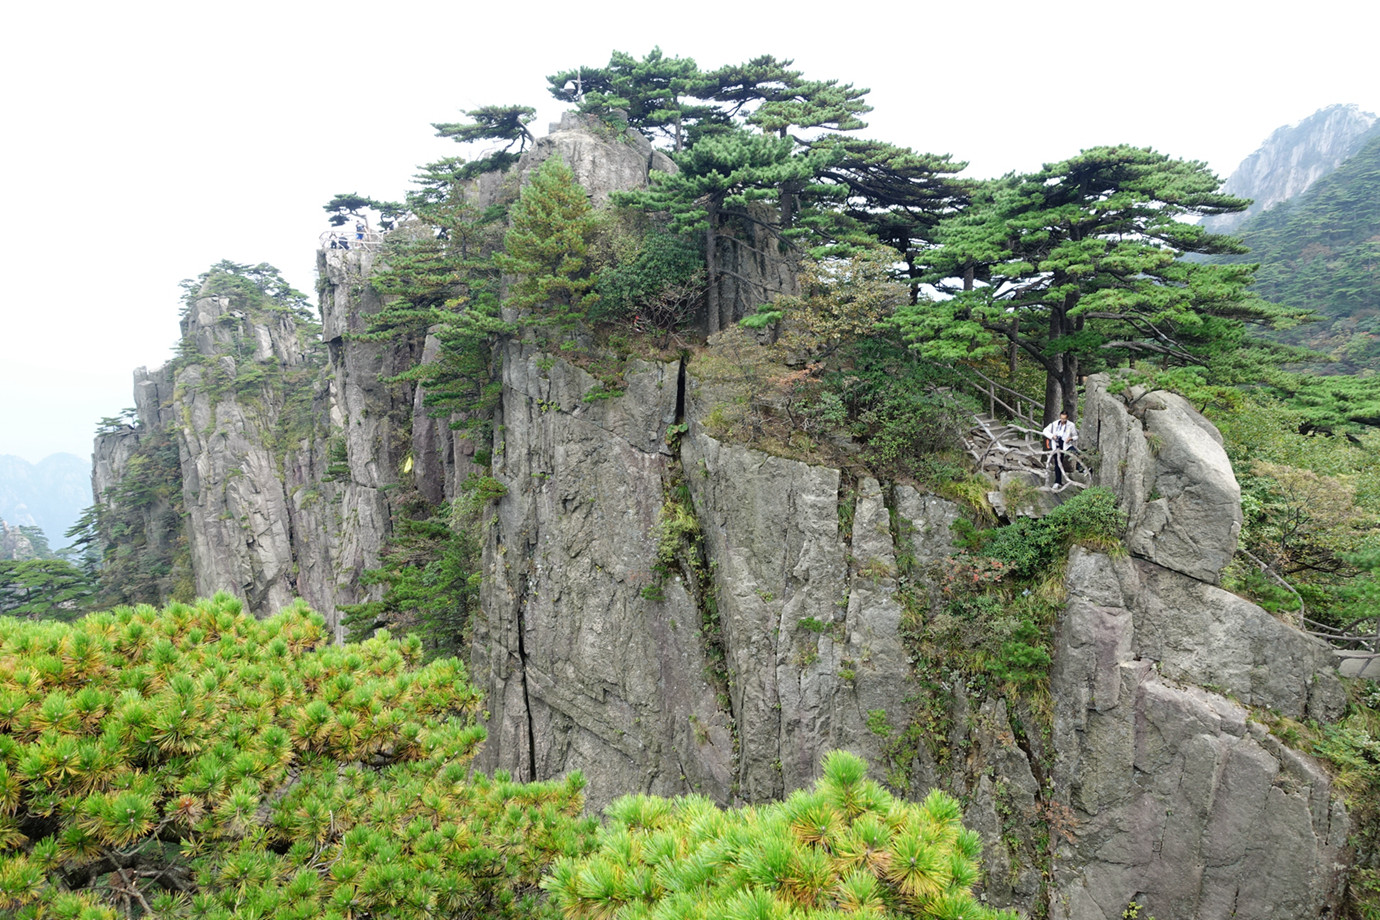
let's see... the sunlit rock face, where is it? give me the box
[1083,374,1241,585]
[1202,103,1379,234]
[1050,548,1347,920]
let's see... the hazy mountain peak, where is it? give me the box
[1204,103,1380,233]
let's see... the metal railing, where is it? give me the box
[960,366,1043,428]
[1304,615,1380,677]
[319,228,386,253]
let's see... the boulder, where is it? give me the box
[1050,549,1349,920]
[1084,375,1241,584]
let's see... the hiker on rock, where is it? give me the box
[1042,411,1079,485]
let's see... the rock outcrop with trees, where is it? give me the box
[54,50,1380,920]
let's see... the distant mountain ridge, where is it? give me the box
[1203,103,1380,234]
[0,518,40,560]
[1225,134,1380,372]
[0,453,91,550]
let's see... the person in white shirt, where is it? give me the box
[1042,411,1079,484]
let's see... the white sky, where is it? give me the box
[2,0,1376,465]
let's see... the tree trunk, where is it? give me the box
[705,200,721,335]
[1043,363,1063,426]
[1008,317,1019,378]
[1061,291,1080,419]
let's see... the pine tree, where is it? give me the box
[624,128,832,333]
[544,750,1019,920]
[901,146,1301,422]
[0,598,597,918]
[431,104,537,178]
[496,156,600,332]
[548,48,719,152]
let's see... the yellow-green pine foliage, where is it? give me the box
[0,594,595,919]
[496,155,600,326]
[544,750,1019,920]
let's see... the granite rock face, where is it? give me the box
[468,111,674,210]
[0,519,38,561]
[1084,374,1241,584]
[91,115,1358,920]
[471,343,969,809]
[469,344,732,807]
[1050,548,1348,920]
[1202,103,1380,234]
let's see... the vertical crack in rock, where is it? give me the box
[674,353,687,427]
[671,353,739,789]
[837,470,858,544]
[515,557,538,783]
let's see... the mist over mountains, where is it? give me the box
[0,453,91,550]
[1203,103,1379,234]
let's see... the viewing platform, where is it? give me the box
[319,227,386,253]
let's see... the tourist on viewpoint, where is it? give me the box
[1042,411,1080,486]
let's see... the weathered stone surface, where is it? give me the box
[176,361,298,614]
[1051,548,1348,920]
[471,345,736,807]
[1202,103,1380,234]
[0,520,38,561]
[1085,374,1241,584]
[1133,561,1346,722]
[469,111,673,210]
[893,486,961,568]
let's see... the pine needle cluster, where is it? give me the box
[0,595,595,919]
[544,750,1017,920]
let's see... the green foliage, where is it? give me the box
[338,500,481,658]
[1223,136,1380,371]
[550,49,871,154]
[179,261,316,325]
[653,494,702,574]
[11,527,53,562]
[431,104,536,179]
[461,474,509,508]
[907,489,1126,697]
[0,597,595,919]
[773,251,909,358]
[901,146,1299,421]
[707,53,872,137]
[322,192,406,228]
[71,428,193,610]
[1262,681,1380,920]
[808,137,970,289]
[592,222,705,328]
[496,156,600,331]
[356,185,510,443]
[544,750,1018,920]
[1270,373,1380,435]
[1210,394,1380,626]
[973,488,1126,580]
[548,48,717,152]
[619,124,836,333]
[0,559,95,620]
[818,338,971,480]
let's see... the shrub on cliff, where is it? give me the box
[544,749,1018,920]
[0,596,594,919]
[496,155,601,332]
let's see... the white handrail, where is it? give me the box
[319,228,386,253]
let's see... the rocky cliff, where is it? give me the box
[0,519,39,561]
[0,453,91,551]
[91,113,676,631]
[468,350,1353,919]
[92,117,1360,919]
[1202,103,1379,234]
